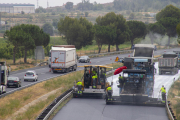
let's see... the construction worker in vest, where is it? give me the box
[159,85,166,103]
[76,81,82,94]
[119,74,124,94]
[92,68,97,89]
[99,69,106,84]
[106,85,113,101]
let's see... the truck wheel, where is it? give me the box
[74,65,77,71]
[65,68,69,73]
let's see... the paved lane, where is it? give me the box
[53,99,168,120]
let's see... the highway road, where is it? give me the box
[52,62,177,120]
[52,48,180,120]
[4,48,179,94]
[52,62,174,120]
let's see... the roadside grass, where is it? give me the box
[167,80,180,119]
[0,71,83,120]
[0,62,120,120]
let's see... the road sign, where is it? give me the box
[115,57,119,62]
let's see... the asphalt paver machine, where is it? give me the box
[73,65,112,98]
[106,44,165,106]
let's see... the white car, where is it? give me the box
[24,70,38,82]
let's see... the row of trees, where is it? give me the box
[58,12,147,52]
[4,24,50,64]
[148,5,180,45]
[58,5,180,53]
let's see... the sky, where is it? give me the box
[0,0,113,8]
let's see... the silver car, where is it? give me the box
[24,70,38,82]
[78,56,90,63]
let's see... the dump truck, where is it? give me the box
[0,62,7,95]
[50,47,77,73]
[107,44,164,106]
[158,52,178,75]
[73,65,112,98]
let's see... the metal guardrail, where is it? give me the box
[36,88,73,120]
[166,101,176,120]
[87,50,133,58]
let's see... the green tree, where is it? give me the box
[156,5,180,46]
[4,24,50,63]
[4,26,25,63]
[156,5,180,21]
[35,7,46,13]
[148,22,166,44]
[65,2,73,10]
[94,25,116,53]
[42,23,53,36]
[129,13,135,20]
[95,12,117,52]
[85,12,89,17]
[127,21,147,47]
[114,14,130,51]
[52,19,58,29]
[176,23,180,44]
[95,12,129,52]
[58,16,94,49]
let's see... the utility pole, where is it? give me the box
[37,0,39,8]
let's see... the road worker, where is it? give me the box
[119,74,124,94]
[76,81,82,94]
[106,85,112,101]
[92,68,97,89]
[99,69,106,84]
[159,85,166,103]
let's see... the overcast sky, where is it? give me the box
[0,0,113,8]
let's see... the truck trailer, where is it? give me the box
[48,45,76,68]
[50,47,77,73]
[158,52,178,75]
[0,62,7,94]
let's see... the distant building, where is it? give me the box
[0,3,35,13]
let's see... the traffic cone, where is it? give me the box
[49,68,51,72]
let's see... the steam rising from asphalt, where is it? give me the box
[139,33,178,46]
